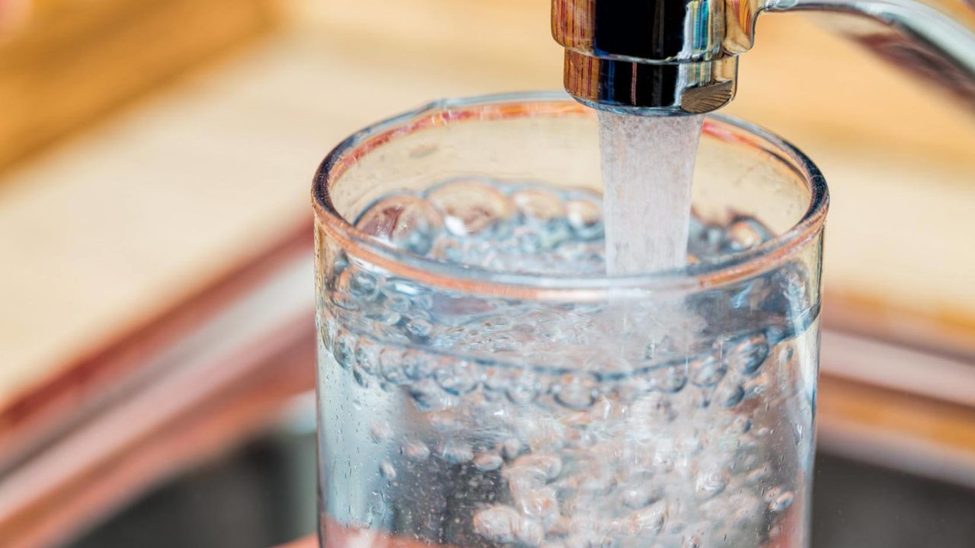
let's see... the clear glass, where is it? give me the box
[312,93,828,548]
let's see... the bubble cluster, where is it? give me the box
[318,178,819,548]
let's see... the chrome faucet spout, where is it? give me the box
[552,0,975,114]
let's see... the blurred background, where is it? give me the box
[0,1,973,547]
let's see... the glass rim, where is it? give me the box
[312,91,829,298]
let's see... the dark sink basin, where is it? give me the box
[66,424,975,548]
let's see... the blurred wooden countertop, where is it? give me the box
[1,0,974,406]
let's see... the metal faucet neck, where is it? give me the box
[553,0,975,114]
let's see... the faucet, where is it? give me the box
[552,0,975,115]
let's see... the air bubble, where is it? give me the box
[554,375,597,409]
[385,293,412,314]
[742,373,770,400]
[511,454,563,482]
[332,331,356,370]
[729,333,770,376]
[770,491,795,512]
[501,438,525,460]
[356,195,444,255]
[507,372,541,404]
[650,364,688,393]
[401,350,433,380]
[353,367,370,388]
[733,416,753,434]
[473,506,519,544]
[409,379,449,411]
[765,487,795,512]
[319,318,336,352]
[622,487,660,509]
[695,466,729,499]
[474,452,504,471]
[566,199,604,240]
[330,271,360,311]
[405,318,435,343]
[350,270,380,301]
[441,440,474,464]
[354,340,379,375]
[578,468,617,496]
[401,440,431,462]
[427,180,513,236]
[513,188,565,220]
[714,382,745,408]
[747,466,771,486]
[379,460,397,480]
[726,218,767,251]
[514,517,545,547]
[369,422,392,443]
[627,502,667,535]
[379,348,409,385]
[690,356,726,387]
[517,486,559,523]
[435,360,479,395]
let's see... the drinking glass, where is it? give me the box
[312,93,828,548]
